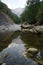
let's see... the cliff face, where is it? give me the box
[0,12,14,26]
[0,12,14,41]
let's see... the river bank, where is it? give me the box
[21,24,43,34]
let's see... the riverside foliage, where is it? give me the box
[21,0,43,25]
[0,2,20,24]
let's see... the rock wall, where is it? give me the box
[0,12,14,26]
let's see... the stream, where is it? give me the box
[0,24,43,65]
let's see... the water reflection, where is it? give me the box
[0,31,20,51]
[0,31,43,65]
[21,32,43,63]
[0,36,38,65]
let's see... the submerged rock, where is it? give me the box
[27,48,38,56]
[0,51,9,64]
[2,52,9,58]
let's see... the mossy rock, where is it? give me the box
[27,48,38,55]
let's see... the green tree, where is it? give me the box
[36,1,43,25]
[21,1,40,24]
[0,2,20,24]
[21,0,42,25]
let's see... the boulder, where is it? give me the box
[0,12,14,32]
[27,48,38,55]
[0,12,14,26]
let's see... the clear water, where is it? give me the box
[0,30,43,65]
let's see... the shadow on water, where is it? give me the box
[0,31,20,51]
[0,31,43,65]
[21,31,43,62]
[21,31,43,49]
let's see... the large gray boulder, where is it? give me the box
[0,12,14,32]
[0,12,14,26]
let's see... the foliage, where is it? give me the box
[36,1,43,25]
[0,2,20,24]
[21,1,43,25]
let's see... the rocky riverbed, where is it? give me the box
[21,24,43,34]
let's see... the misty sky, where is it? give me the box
[2,0,27,9]
[2,0,42,9]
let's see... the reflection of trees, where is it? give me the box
[20,31,43,60]
[21,32,43,49]
[0,31,20,51]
